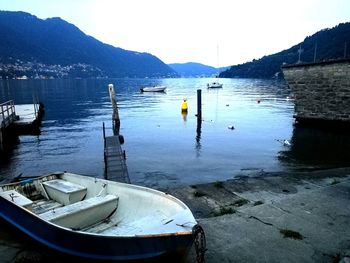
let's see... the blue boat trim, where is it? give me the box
[1,212,166,260]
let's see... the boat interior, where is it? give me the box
[0,172,195,236]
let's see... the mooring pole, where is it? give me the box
[197,89,202,121]
[196,89,202,157]
[102,122,106,150]
[108,84,120,135]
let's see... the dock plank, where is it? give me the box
[104,135,130,183]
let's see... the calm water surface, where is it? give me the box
[1,78,349,188]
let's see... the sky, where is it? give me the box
[0,0,349,67]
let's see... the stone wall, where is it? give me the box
[282,59,350,125]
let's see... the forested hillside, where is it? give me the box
[0,11,177,78]
[220,23,350,79]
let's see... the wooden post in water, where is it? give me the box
[197,89,202,121]
[108,84,120,135]
[196,89,202,154]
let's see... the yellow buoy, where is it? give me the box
[181,99,188,113]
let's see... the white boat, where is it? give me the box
[140,86,166,92]
[207,46,223,89]
[0,172,198,261]
[207,82,223,88]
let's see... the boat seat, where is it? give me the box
[32,199,63,214]
[0,190,33,211]
[39,194,119,230]
[42,179,87,205]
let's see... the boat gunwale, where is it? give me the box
[1,172,191,212]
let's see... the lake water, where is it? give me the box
[1,78,350,188]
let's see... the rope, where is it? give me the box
[192,224,207,263]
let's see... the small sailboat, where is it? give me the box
[0,172,198,261]
[208,46,223,88]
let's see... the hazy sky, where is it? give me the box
[1,0,349,67]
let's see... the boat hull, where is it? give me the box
[207,82,223,88]
[0,197,194,260]
[140,86,166,92]
[0,173,196,261]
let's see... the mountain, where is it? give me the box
[168,62,228,77]
[0,11,178,78]
[220,22,350,79]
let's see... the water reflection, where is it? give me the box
[279,125,350,170]
[181,111,187,122]
[195,118,202,157]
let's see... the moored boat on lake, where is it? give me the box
[140,86,166,92]
[0,172,199,261]
[207,82,223,88]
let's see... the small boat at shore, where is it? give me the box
[0,172,198,261]
[207,82,223,89]
[140,86,166,92]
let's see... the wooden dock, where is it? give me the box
[0,100,44,150]
[103,84,130,184]
[0,100,17,129]
[103,129,130,183]
[12,103,44,134]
